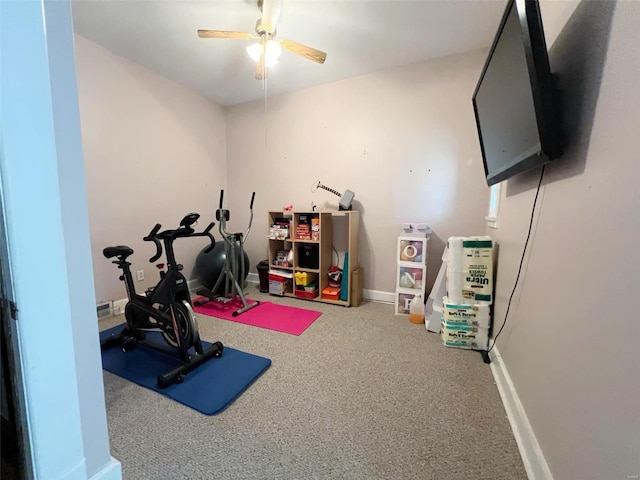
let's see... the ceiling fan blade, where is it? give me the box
[259,0,283,32]
[197,30,253,39]
[279,38,327,64]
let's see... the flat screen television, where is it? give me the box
[472,0,562,186]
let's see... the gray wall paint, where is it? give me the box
[77,39,491,301]
[227,50,491,295]
[490,1,640,478]
[75,36,228,303]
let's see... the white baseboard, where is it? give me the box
[111,298,127,316]
[89,457,122,480]
[248,272,394,305]
[108,282,395,315]
[363,289,395,304]
[489,347,553,480]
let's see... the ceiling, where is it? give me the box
[71,0,507,107]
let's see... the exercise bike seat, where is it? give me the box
[103,245,134,260]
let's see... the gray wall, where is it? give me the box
[75,35,228,304]
[226,50,491,297]
[490,1,640,478]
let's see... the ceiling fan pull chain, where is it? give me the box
[264,69,269,147]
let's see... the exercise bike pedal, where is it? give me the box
[215,296,233,304]
[121,340,136,353]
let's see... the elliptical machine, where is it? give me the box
[195,190,259,316]
[101,212,223,388]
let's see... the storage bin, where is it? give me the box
[322,286,340,300]
[397,265,426,291]
[294,271,318,287]
[298,244,319,269]
[397,236,428,264]
[257,260,269,293]
[269,273,292,296]
[295,289,318,299]
[395,291,420,316]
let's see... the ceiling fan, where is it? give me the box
[197,0,327,80]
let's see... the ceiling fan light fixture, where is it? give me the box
[246,40,282,67]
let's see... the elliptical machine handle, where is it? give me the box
[244,192,255,241]
[219,190,225,209]
[144,223,163,262]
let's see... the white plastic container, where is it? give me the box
[408,294,425,324]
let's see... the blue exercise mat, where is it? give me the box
[100,325,271,415]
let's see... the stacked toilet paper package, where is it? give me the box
[440,236,494,351]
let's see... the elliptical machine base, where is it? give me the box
[195,190,260,317]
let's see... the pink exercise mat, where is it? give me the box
[193,297,322,336]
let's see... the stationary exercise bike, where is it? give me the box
[101,212,223,388]
[195,190,259,316]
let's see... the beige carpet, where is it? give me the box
[100,284,527,480]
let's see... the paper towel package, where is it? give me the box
[446,236,494,304]
[462,237,494,302]
[446,268,465,304]
[446,237,465,270]
[442,296,491,329]
[441,321,489,351]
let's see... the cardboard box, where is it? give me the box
[269,273,292,296]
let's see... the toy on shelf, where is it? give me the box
[311,180,355,211]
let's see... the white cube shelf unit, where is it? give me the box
[395,235,429,316]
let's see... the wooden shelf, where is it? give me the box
[295,267,320,273]
[267,210,361,307]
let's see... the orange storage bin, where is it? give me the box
[322,286,340,301]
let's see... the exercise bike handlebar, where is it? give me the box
[144,224,164,262]
[194,222,216,254]
[144,217,216,262]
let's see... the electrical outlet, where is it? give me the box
[136,270,144,281]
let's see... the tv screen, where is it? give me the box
[472,0,562,186]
